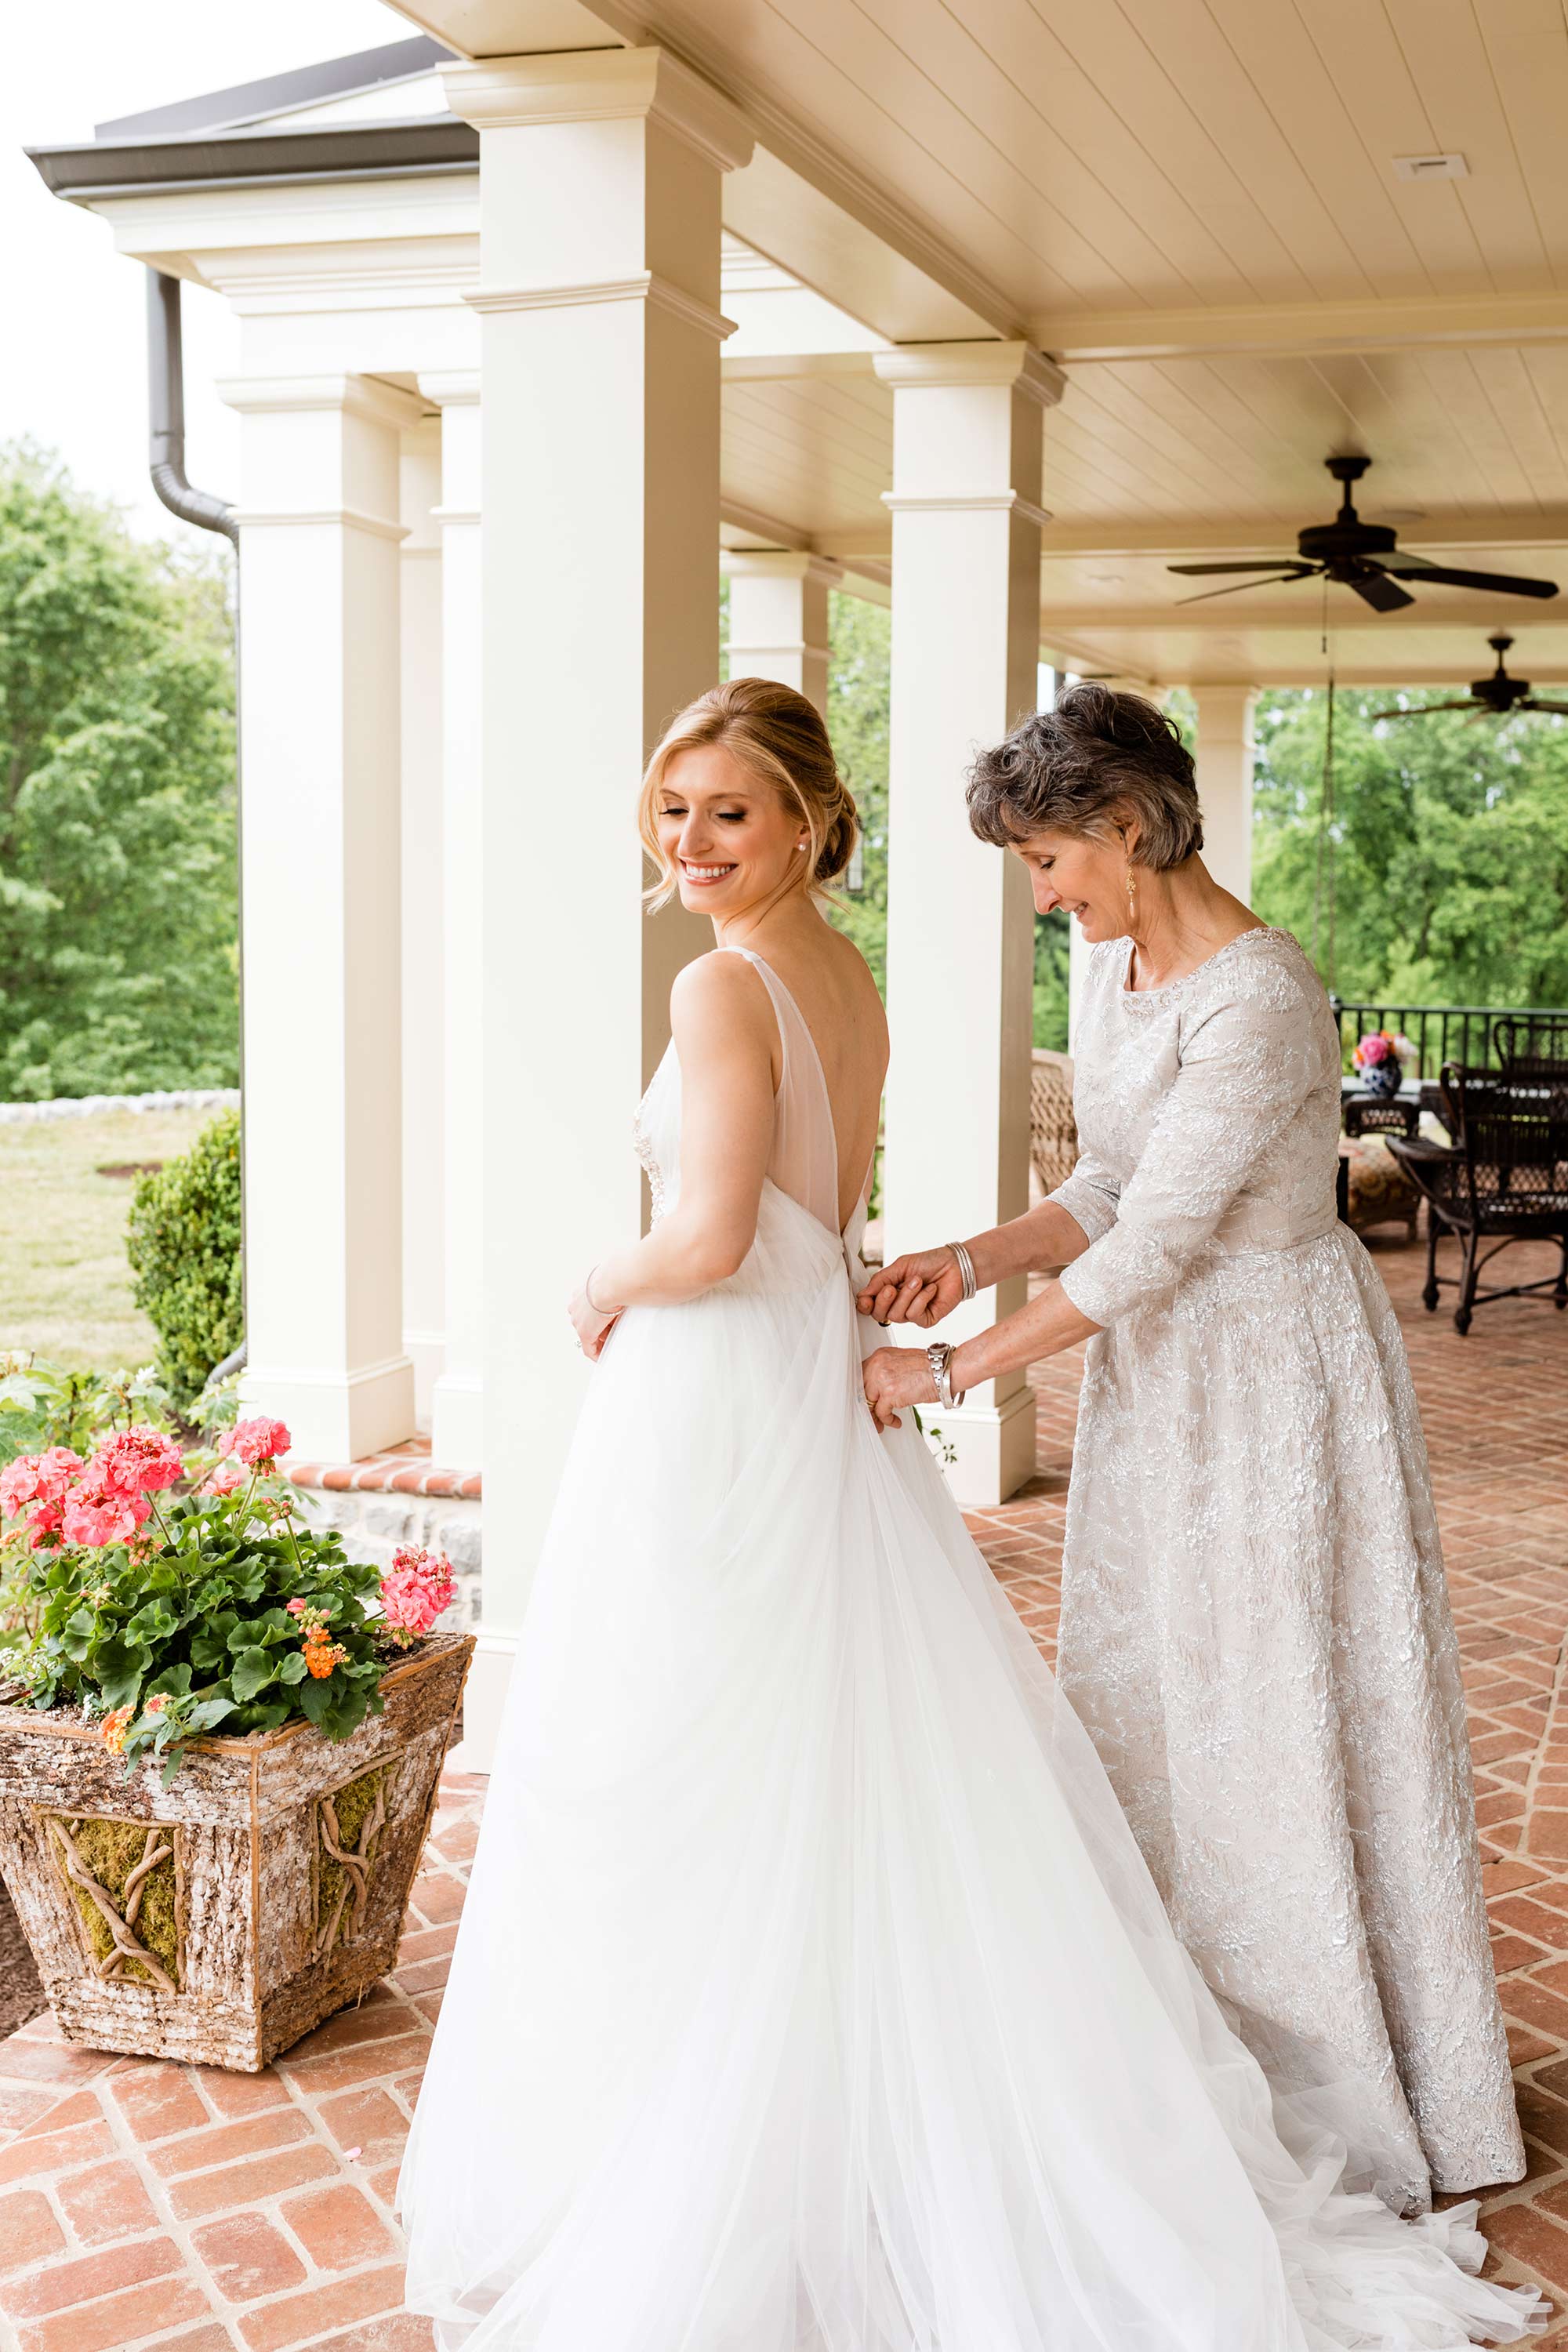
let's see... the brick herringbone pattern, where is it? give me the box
[1,1231,1565,2347]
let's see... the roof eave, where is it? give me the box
[27,117,478,203]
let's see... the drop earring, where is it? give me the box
[1125,862,1138,933]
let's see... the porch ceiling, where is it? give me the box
[374,0,1568,685]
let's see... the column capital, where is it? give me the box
[1192,682,1261,731]
[216,372,427,431]
[720,550,844,590]
[416,370,481,409]
[873,341,1065,408]
[441,47,753,176]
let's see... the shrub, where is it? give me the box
[125,1109,241,1401]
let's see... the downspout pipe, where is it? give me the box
[146,266,248,1388]
[147,269,237,543]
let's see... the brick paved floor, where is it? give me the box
[2,1229,1566,2349]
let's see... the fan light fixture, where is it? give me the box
[1167,456,1559,613]
[1371,635,1568,723]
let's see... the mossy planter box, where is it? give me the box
[0,1631,473,2071]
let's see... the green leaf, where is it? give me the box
[228,1646,275,1704]
[277,1650,307,1686]
[185,1696,236,1733]
[296,1674,335,1726]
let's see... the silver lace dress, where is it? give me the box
[1050,927,1523,2213]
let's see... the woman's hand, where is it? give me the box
[568,1282,620,1362]
[857,1248,964,1329]
[862,1344,938,1432]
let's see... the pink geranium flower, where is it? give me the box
[1354,1030,1392,1068]
[98,1427,183,1499]
[0,1456,42,1519]
[26,1498,65,1551]
[379,1545,456,1643]
[198,1457,246,1498]
[62,1468,151,1550]
[228,1417,292,1468]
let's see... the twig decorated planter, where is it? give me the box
[0,1418,473,2069]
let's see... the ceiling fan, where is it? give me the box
[1167,456,1560,612]
[1371,633,1568,721]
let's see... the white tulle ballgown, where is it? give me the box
[397,947,1544,2352]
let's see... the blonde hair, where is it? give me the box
[638,677,858,909]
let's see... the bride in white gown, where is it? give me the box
[397,677,1545,2351]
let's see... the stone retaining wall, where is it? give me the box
[0,1088,239,1127]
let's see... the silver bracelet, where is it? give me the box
[583,1265,614,1316]
[946,1240,978,1302]
[924,1341,967,1412]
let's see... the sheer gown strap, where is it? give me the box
[715,948,844,1239]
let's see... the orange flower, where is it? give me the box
[303,1627,346,1680]
[100,1704,134,1755]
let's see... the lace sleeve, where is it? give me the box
[1058,975,1323,1329]
[1046,1156,1121,1247]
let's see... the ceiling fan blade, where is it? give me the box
[1522,698,1568,713]
[1165,561,1311,576]
[1348,568,1417,612]
[1173,572,1317,607]
[1382,561,1559,599]
[1370,700,1479,720]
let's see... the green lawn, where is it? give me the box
[0,1108,216,1373]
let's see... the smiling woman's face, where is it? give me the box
[1011,825,1135,942]
[655,742,805,919]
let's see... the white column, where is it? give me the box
[398,416,446,1432]
[874,341,1064,1507]
[1193,683,1259,902]
[443,49,751,1764]
[723,550,840,714]
[221,372,423,1461]
[419,373,486,1470]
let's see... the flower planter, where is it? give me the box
[0,1630,472,2071]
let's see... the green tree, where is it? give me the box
[825,592,891,987]
[0,443,238,1099]
[1250,687,1568,1011]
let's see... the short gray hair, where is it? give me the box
[966,683,1203,870]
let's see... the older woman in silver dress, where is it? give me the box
[858,684,1523,2216]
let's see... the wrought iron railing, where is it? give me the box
[1328,996,1568,1080]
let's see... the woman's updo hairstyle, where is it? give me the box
[638,676,858,907]
[966,681,1203,869]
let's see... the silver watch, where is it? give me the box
[924,1341,967,1412]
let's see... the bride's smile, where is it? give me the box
[657,740,808,926]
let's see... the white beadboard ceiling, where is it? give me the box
[389,0,1568,677]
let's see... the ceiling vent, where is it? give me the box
[1392,153,1468,181]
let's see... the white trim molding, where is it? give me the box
[416,369,481,408]
[881,491,1052,528]
[465,272,736,340]
[872,341,1065,408]
[441,47,753,176]
[229,506,409,541]
[216,372,428,430]
[230,506,411,541]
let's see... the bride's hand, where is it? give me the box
[862,1345,938,1432]
[568,1284,620,1361]
[857,1248,964,1329]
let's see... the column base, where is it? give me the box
[430,1373,485,1468]
[925,1381,1036,1508]
[239,1355,417,1463]
[445,1628,519,1773]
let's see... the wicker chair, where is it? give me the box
[1029,1050,1077,1195]
[1387,1064,1568,1334]
[1493,1013,1568,1080]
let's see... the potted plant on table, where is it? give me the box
[1352,1028,1417,1100]
[0,1417,473,2071]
